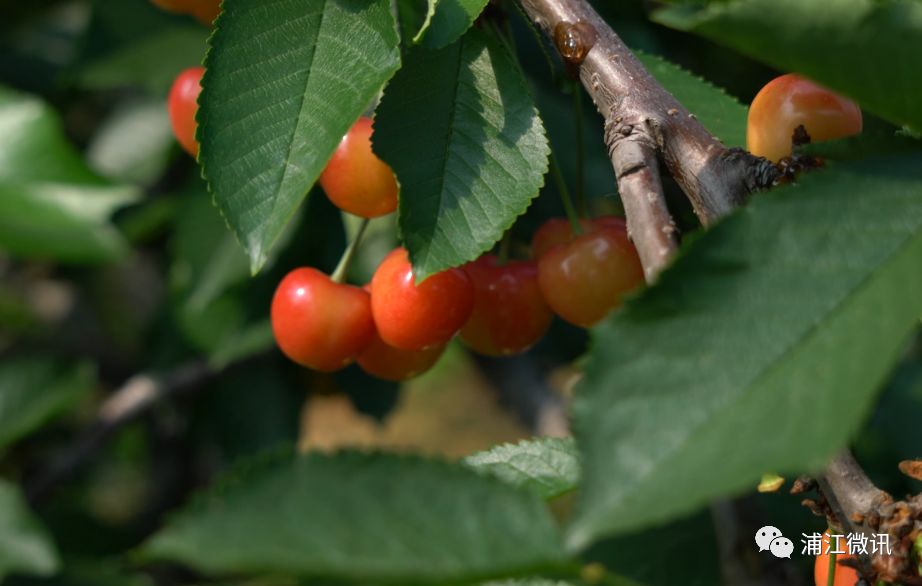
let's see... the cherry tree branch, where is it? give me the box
[516,0,899,579]
[519,0,778,282]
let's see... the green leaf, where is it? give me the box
[144,451,566,582]
[200,0,401,272]
[0,357,94,452]
[568,153,922,548]
[637,52,747,148]
[0,87,138,263]
[464,437,580,499]
[653,0,922,133]
[0,480,59,580]
[417,0,490,49]
[375,28,549,279]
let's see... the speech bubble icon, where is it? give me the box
[770,536,794,559]
[755,526,782,551]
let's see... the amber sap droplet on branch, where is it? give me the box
[553,21,597,65]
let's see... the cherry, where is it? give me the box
[747,73,862,163]
[370,248,474,351]
[168,66,204,157]
[460,255,552,356]
[534,216,644,327]
[271,268,375,372]
[319,117,399,219]
[814,533,860,586]
[357,330,445,381]
[150,0,221,25]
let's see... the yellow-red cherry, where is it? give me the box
[460,255,552,356]
[747,73,862,162]
[370,248,474,351]
[168,66,204,157]
[534,216,644,327]
[319,117,399,219]
[271,268,375,372]
[357,329,445,381]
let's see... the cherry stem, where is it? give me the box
[331,218,370,284]
[549,151,583,235]
[573,83,587,216]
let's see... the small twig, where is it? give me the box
[27,361,216,504]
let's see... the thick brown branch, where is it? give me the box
[520,0,778,227]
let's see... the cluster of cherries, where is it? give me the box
[271,116,645,381]
[164,69,863,386]
[163,11,871,581]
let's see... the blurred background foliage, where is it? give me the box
[0,1,919,585]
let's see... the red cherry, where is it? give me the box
[535,217,644,327]
[319,117,399,218]
[357,330,445,381]
[370,248,474,351]
[814,533,860,586]
[460,255,552,356]
[747,73,862,162]
[271,268,375,372]
[168,66,204,157]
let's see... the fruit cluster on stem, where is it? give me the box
[263,113,646,380]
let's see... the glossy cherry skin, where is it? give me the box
[814,533,860,586]
[357,330,445,381]
[319,117,399,218]
[535,217,644,327]
[460,255,552,356]
[168,67,204,157]
[747,73,862,162]
[532,216,628,259]
[370,248,474,351]
[271,268,375,372]
[151,0,221,25]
